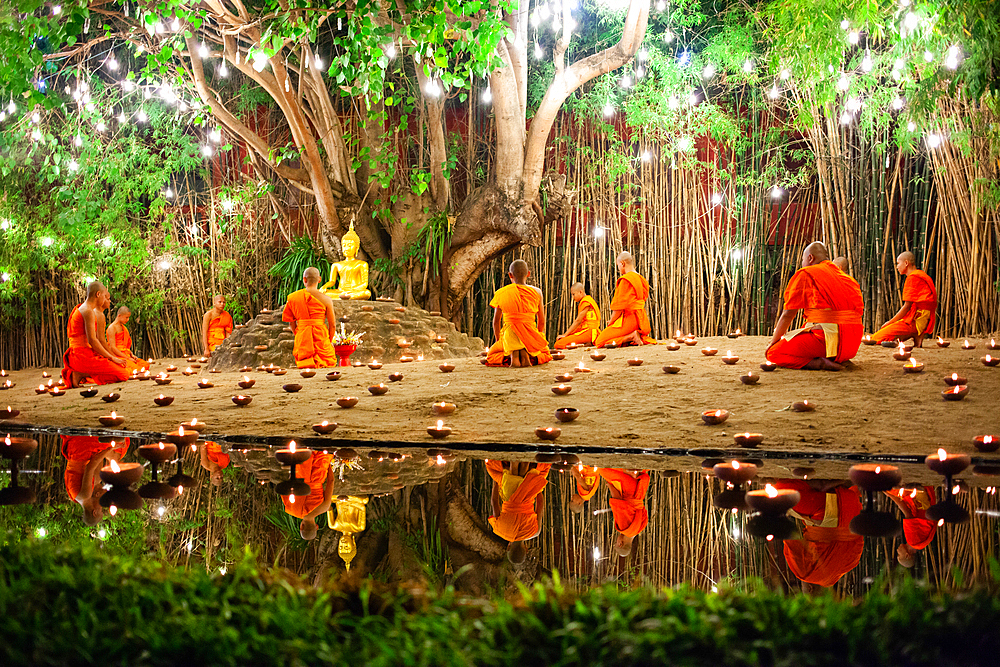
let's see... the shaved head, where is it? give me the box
[570,282,584,293]
[616,251,634,271]
[117,305,131,316]
[507,540,526,564]
[303,267,321,285]
[509,259,529,282]
[802,242,828,267]
[86,280,105,298]
[832,257,848,272]
[897,251,916,265]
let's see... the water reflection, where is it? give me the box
[2,429,999,596]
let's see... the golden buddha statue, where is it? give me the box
[322,222,371,300]
[328,494,369,571]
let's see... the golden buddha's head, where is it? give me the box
[341,223,361,260]
[338,533,357,570]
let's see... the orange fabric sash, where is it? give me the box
[802,309,862,325]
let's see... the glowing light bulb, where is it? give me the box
[742,59,753,73]
[711,192,723,205]
[602,103,615,118]
[702,63,715,79]
[892,97,904,110]
[837,74,851,91]
[904,12,919,31]
[861,52,873,72]
[847,31,859,45]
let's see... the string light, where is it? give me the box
[662,30,674,43]
[702,63,715,79]
[688,91,699,106]
[534,43,544,60]
[481,86,492,104]
[252,51,268,72]
[907,121,916,131]
[847,31,860,45]
[107,57,119,71]
[121,79,135,92]
[770,186,783,199]
[836,74,851,91]
[676,136,693,151]
[926,133,942,149]
[602,102,615,118]
[892,96,904,110]
[861,51,873,72]
[711,192,723,205]
[945,45,961,69]
[385,43,396,59]
[768,84,780,99]
[39,236,54,247]
[840,19,850,30]
[923,50,933,62]
[136,109,147,123]
[780,68,791,80]
[201,145,213,157]
[199,42,209,58]
[903,12,920,31]
[218,60,229,77]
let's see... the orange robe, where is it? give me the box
[61,306,130,387]
[485,460,551,541]
[485,284,553,367]
[766,260,864,369]
[872,270,937,342]
[775,480,863,587]
[554,296,601,348]
[281,451,333,519]
[886,486,937,550]
[282,289,337,368]
[112,324,149,375]
[61,435,128,501]
[575,465,600,502]
[598,468,650,536]
[205,442,231,469]
[206,310,233,352]
[594,272,656,347]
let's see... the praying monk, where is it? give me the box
[106,306,148,375]
[774,479,863,589]
[61,280,129,388]
[486,259,553,367]
[554,283,601,349]
[765,241,864,370]
[199,441,231,487]
[594,252,656,348]
[281,450,335,541]
[885,485,937,568]
[872,251,937,348]
[568,464,600,513]
[61,435,128,526]
[598,468,651,557]
[485,460,551,563]
[282,267,338,368]
[201,294,233,356]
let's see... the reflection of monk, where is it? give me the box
[569,465,600,513]
[106,305,149,375]
[328,495,370,571]
[885,486,937,567]
[485,260,552,368]
[61,280,129,388]
[280,451,335,540]
[774,479,863,588]
[554,283,601,349]
[766,242,864,370]
[282,267,338,368]
[872,252,937,348]
[61,435,128,525]
[594,252,656,348]
[598,468,650,557]
[485,460,550,563]
[199,441,230,487]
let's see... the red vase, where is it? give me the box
[334,344,357,367]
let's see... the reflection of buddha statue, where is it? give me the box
[322,223,371,300]
[328,495,369,571]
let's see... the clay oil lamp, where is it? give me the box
[721,351,740,365]
[388,318,401,325]
[989,338,1000,351]
[326,371,342,381]
[684,338,698,346]
[713,460,758,486]
[80,388,98,398]
[925,448,970,478]
[337,396,359,408]
[627,357,644,367]
[862,334,876,346]
[275,441,311,468]
[982,354,1000,367]
[313,420,338,435]
[101,392,120,403]
[153,394,175,407]
[943,373,967,386]
[416,354,424,362]
[164,426,198,447]
[34,384,48,395]
[701,409,730,425]
[254,345,268,352]
[139,370,153,380]
[0,370,5,378]
[399,355,414,363]
[974,435,999,453]
[745,483,801,515]
[942,385,969,401]
[759,361,777,372]
[432,402,456,415]
[368,361,383,370]
[182,367,196,376]
[180,418,206,433]
[791,400,815,412]
[936,337,951,348]
[663,365,681,374]
[880,340,897,348]
[573,361,591,373]
[388,372,404,382]
[197,378,214,389]
[0,380,12,390]
[0,406,19,420]
[272,368,287,377]
[99,459,143,487]
[439,363,455,373]
[281,383,302,393]
[368,384,388,396]
[848,464,902,492]
[361,304,375,312]
[165,364,178,372]
[154,373,172,386]
[397,339,412,349]
[734,433,764,448]
[739,371,759,385]
[535,426,561,441]
[435,335,448,344]
[353,361,366,368]
[238,376,256,389]
[300,369,316,379]
[555,407,579,423]
[41,371,51,379]
[550,351,566,361]
[265,363,277,373]
[590,352,606,362]
[96,410,125,427]
[198,356,209,363]
[555,373,573,383]
[701,347,718,356]
[0,434,37,459]
[48,386,65,397]
[962,340,976,350]
[727,329,743,339]
[239,365,253,373]
[427,420,452,439]
[232,395,253,407]
[903,358,925,373]
[551,384,572,396]
[666,341,681,351]
[892,343,911,361]
[395,306,406,313]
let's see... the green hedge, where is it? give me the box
[1,539,998,666]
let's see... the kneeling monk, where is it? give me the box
[282,267,338,368]
[281,449,335,541]
[766,242,864,370]
[486,460,550,563]
[872,252,937,348]
[885,485,937,567]
[201,294,233,355]
[569,464,600,513]
[554,283,601,349]
[61,435,128,526]
[594,252,656,348]
[598,468,651,557]
[61,281,129,388]
[486,259,552,367]
[199,441,231,487]
[106,306,148,375]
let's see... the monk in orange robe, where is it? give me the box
[554,283,601,349]
[766,242,864,370]
[281,450,335,540]
[485,459,551,563]
[61,281,129,388]
[201,294,233,355]
[872,252,937,348]
[106,306,149,375]
[569,464,600,513]
[61,435,128,525]
[774,479,863,588]
[594,252,656,348]
[486,260,553,367]
[199,441,231,487]
[885,485,937,567]
[598,468,651,557]
[282,267,338,368]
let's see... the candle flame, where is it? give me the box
[964,340,970,346]
[938,518,945,527]
[321,420,328,427]
[910,488,918,498]
[938,337,944,343]
[715,410,723,417]
[952,373,959,380]
[110,460,121,473]
[727,350,733,356]
[952,484,960,495]
[289,441,297,453]
[732,460,741,470]
[177,485,184,495]
[178,425,185,436]
[987,355,994,363]
[577,361,585,369]
[436,454,446,465]
[765,484,778,498]
[38,384,44,391]
[992,339,997,346]
[190,444,196,451]
[436,420,443,429]
[289,493,296,503]
[109,505,117,516]
[875,466,881,474]
[898,489,905,497]
[938,448,947,461]
[243,375,249,382]
[158,442,165,450]
[110,411,117,419]
[986,436,994,444]
[417,355,424,361]
[766,535,774,542]
[907,358,918,366]
[736,328,742,335]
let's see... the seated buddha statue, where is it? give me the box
[327,494,369,571]
[322,222,371,300]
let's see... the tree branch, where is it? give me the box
[414,64,451,212]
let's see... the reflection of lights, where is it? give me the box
[592,547,600,560]
[39,236,54,247]
[157,506,166,516]
[157,260,172,271]
[730,247,743,261]
[97,529,107,539]
[36,527,48,538]
[926,134,942,149]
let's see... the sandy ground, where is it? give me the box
[3,335,999,464]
